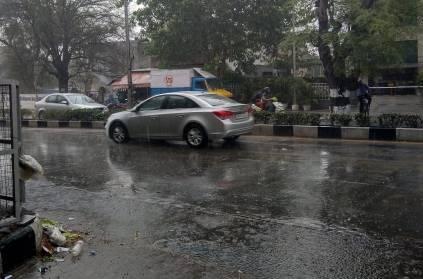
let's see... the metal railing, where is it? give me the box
[0,80,22,223]
[312,83,330,100]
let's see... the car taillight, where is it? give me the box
[213,110,234,120]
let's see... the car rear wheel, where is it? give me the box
[110,123,129,144]
[185,124,208,148]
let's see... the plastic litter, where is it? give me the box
[38,267,48,275]
[46,227,66,246]
[55,247,70,253]
[89,250,96,256]
[19,154,44,181]
[55,258,65,262]
[71,240,84,257]
[68,217,75,221]
[4,275,13,279]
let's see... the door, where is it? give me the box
[127,95,167,138]
[160,95,200,138]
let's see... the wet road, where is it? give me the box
[15,129,423,278]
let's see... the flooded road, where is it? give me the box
[15,128,423,278]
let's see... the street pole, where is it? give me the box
[293,40,297,106]
[292,17,298,111]
[124,0,133,107]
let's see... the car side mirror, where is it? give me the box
[60,100,69,105]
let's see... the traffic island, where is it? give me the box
[22,120,105,129]
[252,124,423,143]
[22,120,423,143]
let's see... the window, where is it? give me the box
[198,94,238,107]
[194,80,207,90]
[67,95,96,104]
[56,95,68,104]
[45,95,57,103]
[138,96,166,111]
[164,96,199,109]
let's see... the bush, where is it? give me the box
[354,113,370,127]
[401,114,423,128]
[330,114,353,126]
[253,110,273,124]
[378,113,423,128]
[274,112,321,126]
[44,109,106,121]
[21,108,34,119]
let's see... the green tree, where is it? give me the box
[280,0,420,111]
[135,0,290,77]
[0,0,121,92]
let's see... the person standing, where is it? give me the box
[357,80,372,114]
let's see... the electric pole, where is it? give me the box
[124,0,133,107]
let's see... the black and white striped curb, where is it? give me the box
[18,121,423,142]
[22,120,105,129]
[252,124,423,142]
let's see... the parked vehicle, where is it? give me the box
[105,92,254,148]
[110,68,233,99]
[35,93,108,120]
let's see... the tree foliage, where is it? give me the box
[135,0,291,76]
[284,0,420,89]
[0,0,122,92]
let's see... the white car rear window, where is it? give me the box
[198,95,238,107]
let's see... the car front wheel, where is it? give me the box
[110,123,129,144]
[185,124,208,148]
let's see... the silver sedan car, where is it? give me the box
[105,92,254,148]
[35,93,108,119]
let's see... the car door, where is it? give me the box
[43,95,58,111]
[160,95,200,138]
[127,95,167,138]
[55,95,71,112]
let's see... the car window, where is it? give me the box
[56,95,67,104]
[197,94,238,107]
[164,96,199,109]
[67,95,96,104]
[45,95,57,103]
[138,96,167,111]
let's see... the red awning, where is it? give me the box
[111,72,151,89]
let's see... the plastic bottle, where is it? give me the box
[71,240,84,257]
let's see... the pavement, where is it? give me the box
[10,128,423,279]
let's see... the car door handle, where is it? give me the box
[150,116,159,120]
[176,114,185,118]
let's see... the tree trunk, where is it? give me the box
[316,0,350,113]
[58,74,69,93]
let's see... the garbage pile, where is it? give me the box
[41,219,86,262]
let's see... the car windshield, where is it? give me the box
[67,95,96,105]
[197,94,238,106]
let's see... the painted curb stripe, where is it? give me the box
[37,121,47,128]
[369,128,397,141]
[318,127,342,139]
[80,121,92,129]
[58,121,70,128]
[273,125,293,137]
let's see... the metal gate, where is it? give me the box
[0,80,22,222]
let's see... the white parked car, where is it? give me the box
[35,93,108,120]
